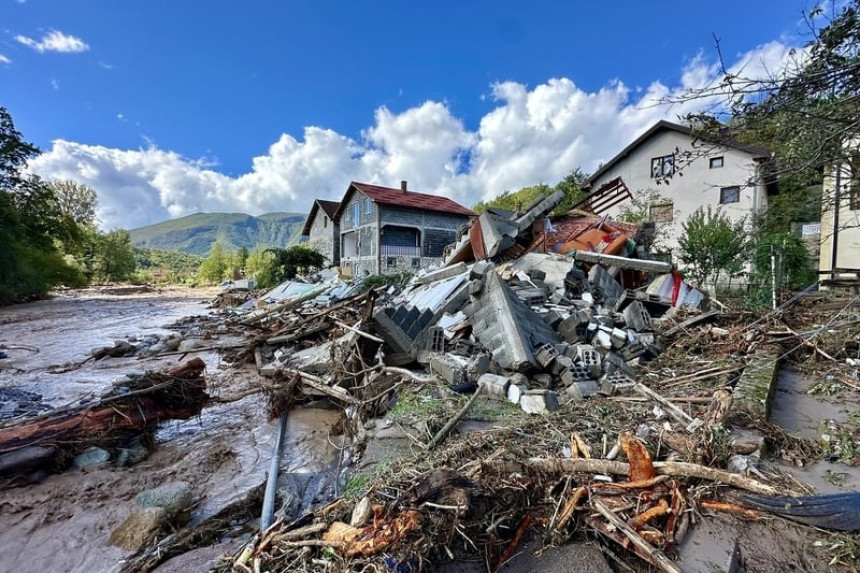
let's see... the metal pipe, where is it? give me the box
[261,411,288,533]
[831,164,842,279]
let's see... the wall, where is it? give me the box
[590,129,768,261]
[819,155,860,275]
[306,211,339,266]
[339,190,380,276]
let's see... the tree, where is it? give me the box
[244,245,279,288]
[472,169,588,215]
[267,245,327,282]
[678,206,748,291]
[48,180,98,227]
[0,107,39,190]
[198,242,229,284]
[93,230,136,282]
[671,3,860,209]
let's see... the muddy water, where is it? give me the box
[770,366,860,494]
[0,288,342,573]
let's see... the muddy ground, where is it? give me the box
[0,287,341,573]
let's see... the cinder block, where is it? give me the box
[430,354,467,385]
[520,390,561,414]
[478,373,511,399]
[535,343,559,369]
[560,366,592,387]
[563,380,600,400]
[576,345,603,378]
[622,301,652,331]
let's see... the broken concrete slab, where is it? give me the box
[469,269,560,372]
[478,373,511,399]
[429,354,468,386]
[519,389,560,414]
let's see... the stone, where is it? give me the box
[478,373,511,399]
[466,354,490,381]
[507,383,525,405]
[109,507,166,551]
[520,390,560,414]
[351,496,373,527]
[178,338,205,353]
[116,438,150,468]
[563,380,600,400]
[136,481,193,519]
[430,353,467,385]
[72,446,110,470]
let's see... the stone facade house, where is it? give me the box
[333,181,475,276]
[586,120,773,262]
[301,199,341,267]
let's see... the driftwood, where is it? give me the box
[593,499,683,573]
[426,386,482,451]
[0,358,208,478]
[481,457,783,495]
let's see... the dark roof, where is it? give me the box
[301,199,341,236]
[333,182,475,220]
[585,120,772,189]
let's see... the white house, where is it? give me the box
[819,148,860,278]
[585,120,773,261]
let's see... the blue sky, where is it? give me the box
[1,0,827,229]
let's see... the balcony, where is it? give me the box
[380,244,421,258]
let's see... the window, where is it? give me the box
[323,216,328,228]
[352,202,360,226]
[649,203,673,223]
[709,157,724,169]
[720,186,740,204]
[650,154,675,178]
[365,199,372,214]
[386,257,396,269]
[411,258,421,269]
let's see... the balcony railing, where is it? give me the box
[380,245,421,258]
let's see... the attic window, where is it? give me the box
[365,199,372,214]
[323,215,328,228]
[353,202,360,226]
[710,157,724,169]
[651,154,675,178]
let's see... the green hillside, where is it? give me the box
[129,212,307,255]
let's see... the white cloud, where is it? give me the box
[0,54,10,65]
[98,62,114,70]
[16,30,89,53]
[51,78,59,90]
[28,41,796,230]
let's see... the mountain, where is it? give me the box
[128,212,307,255]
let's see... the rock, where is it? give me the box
[72,446,110,470]
[507,383,525,405]
[430,354,467,385]
[178,339,205,353]
[109,507,166,551]
[136,481,193,519]
[478,373,510,398]
[466,354,490,381]
[350,496,373,527]
[520,390,560,414]
[116,438,150,468]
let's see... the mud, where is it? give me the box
[0,287,341,573]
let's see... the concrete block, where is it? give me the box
[603,351,636,377]
[430,353,467,385]
[520,390,560,414]
[563,380,600,400]
[527,269,547,282]
[469,279,484,296]
[515,286,547,306]
[564,268,590,298]
[559,366,592,387]
[557,313,588,344]
[593,328,613,349]
[588,264,624,302]
[509,372,529,386]
[470,261,492,279]
[575,345,603,378]
[532,373,553,387]
[542,310,564,329]
[535,343,559,369]
[551,354,574,375]
[619,339,646,361]
[478,373,511,399]
[610,327,627,348]
[466,354,490,381]
[507,383,525,405]
[622,301,652,331]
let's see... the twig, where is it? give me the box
[593,500,682,573]
[426,386,482,451]
[634,383,702,432]
[334,321,385,344]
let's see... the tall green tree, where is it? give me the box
[267,245,327,282]
[93,230,136,282]
[198,242,229,283]
[245,245,279,288]
[678,206,748,291]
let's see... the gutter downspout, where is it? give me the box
[831,165,842,279]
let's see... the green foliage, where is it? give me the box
[678,206,747,290]
[197,242,229,284]
[135,248,204,284]
[92,230,136,282]
[266,245,327,282]
[358,270,413,293]
[746,231,816,308]
[0,106,39,189]
[472,168,588,216]
[244,245,279,288]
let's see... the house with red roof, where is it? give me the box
[330,181,475,276]
[301,199,341,266]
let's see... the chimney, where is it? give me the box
[401,180,407,194]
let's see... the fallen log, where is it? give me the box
[0,358,208,478]
[481,457,784,496]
